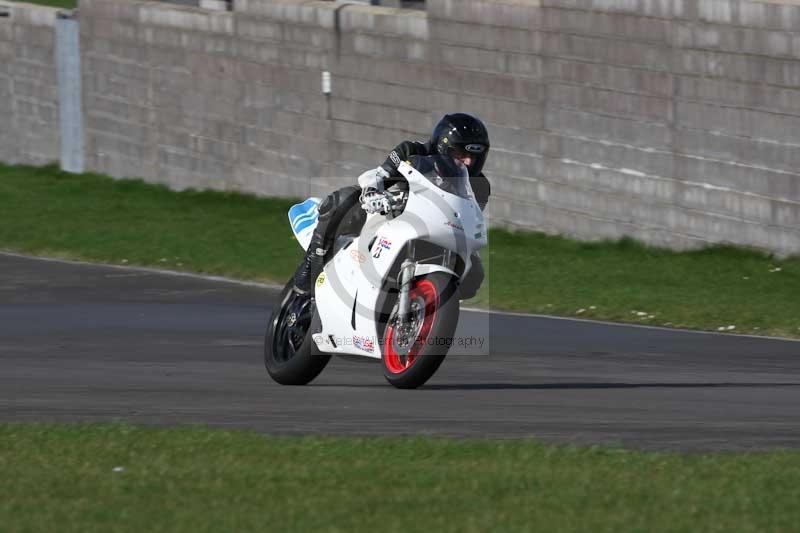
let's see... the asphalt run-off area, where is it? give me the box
[2,252,799,451]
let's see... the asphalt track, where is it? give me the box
[2,252,799,451]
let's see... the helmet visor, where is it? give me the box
[450,144,488,175]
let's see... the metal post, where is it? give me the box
[55,12,84,173]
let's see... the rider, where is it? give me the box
[293,113,491,298]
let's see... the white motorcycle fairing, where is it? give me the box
[311,159,487,359]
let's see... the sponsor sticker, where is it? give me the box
[352,335,375,353]
[315,272,326,288]
[372,237,392,258]
[445,220,464,232]
[349,248,366,264]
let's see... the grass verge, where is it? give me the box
[2,423,800,533]
[2,163,799,338]
[7,0,77,9]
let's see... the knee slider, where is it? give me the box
[318,193,337,218]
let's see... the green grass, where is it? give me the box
[0,163,302,282]
[1,423,799,532]
[7,0,77,9]
[2,162,799,338]
[473,233,800,338]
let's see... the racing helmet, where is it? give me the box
[430,113,490,177]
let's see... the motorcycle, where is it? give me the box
[264,154,487,389]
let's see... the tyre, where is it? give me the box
[264,283,331,385]
[381,272,460,389]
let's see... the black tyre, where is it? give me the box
[264,283,331,385]
[381,272,460,389]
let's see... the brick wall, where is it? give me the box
[428,0,800,254]
[5,0,800,255]
[0,2,59,165]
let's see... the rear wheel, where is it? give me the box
[264,284,331,385]
[382,273,460,389]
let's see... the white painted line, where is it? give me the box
[462,307,800,344]
[4,250,799,344]
[0,250,282,290]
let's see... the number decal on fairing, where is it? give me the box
[372,237,392,259]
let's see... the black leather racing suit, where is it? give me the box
[380,140,491,211]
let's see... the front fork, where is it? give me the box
[397,241,416,328]
[397,245,453,327]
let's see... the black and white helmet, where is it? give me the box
[430,113,490,177]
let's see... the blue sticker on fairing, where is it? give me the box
[288,198,321,251]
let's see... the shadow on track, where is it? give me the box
[421,382,800,391]
[308,382,800,390]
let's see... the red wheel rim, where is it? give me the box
[383,279,438,374]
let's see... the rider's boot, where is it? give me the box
[292,231,326,294]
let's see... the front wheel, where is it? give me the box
[264,284,331,385]
[381,273,460,389]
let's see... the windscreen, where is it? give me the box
[408,155,471,199]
